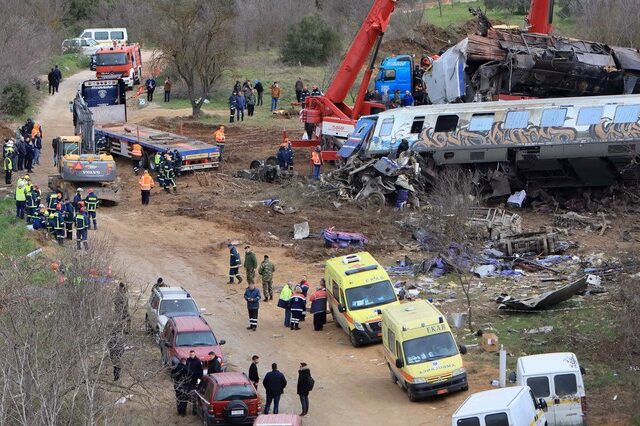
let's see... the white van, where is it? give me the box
[78,28,128,45]
[452,386,548,426]
[512,353,586,426]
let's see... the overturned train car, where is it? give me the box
[340,94,640,194]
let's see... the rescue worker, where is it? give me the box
[229,92,238,123]
[206,351,223,374]
[244,281,261,330]
[32,205,47,230]
[310,85,322,96]
[171,358,190,416]
[288,285,306,330]
[308,283,328,331]
[244,246,258,285]
[85,189,99,230]
[161,159,177,193]
[277,281,293,327]
[153,151,162,172]
[25,186,39,223]
[114,282,131,334]
[131,143,143,175]
[228,243,243,284]
[300,86,310,104]
[311,145,322,180]
[15,179,26,219]
[75,206,89,250]
[53,204,65,245]
[47,191,62,213]
[213,125,225,158]
[171,149,182,176]
[72,187,83,210]
[3,147,12,184]
[63,199,75,240]
[277,141,293,170]
[23,174,32,193]
[138,170,155,205]
[258,255,275,301]
[298,276,310,322]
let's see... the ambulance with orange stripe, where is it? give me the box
[381,300,468,401]
[325,252,400,347]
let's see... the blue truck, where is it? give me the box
[374,55,415,98]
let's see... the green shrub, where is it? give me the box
[281,16,342,66]
[1,82,30,116]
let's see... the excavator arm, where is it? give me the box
[526,0,554,34]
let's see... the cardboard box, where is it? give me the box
[481,332,499,352]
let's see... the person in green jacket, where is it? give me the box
[244,245,258,285]
[258,255,276,301]
[277,281,293,327]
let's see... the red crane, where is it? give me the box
[525,0,554,34]
[294,0,398,159]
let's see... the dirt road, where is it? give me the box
[31,72,489,426]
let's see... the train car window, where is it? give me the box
[577,106,603,126]
[614,105,640,124]
[469,114,494,132]
[435,115,458,132]
[541,108,567,127]
[379,118,395,137]
[505,111,530,129]
[410,117,425,134]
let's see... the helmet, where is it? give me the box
[24,175,30,180]
[77,187,83,193]
[315,145,321,152]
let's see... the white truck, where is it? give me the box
[452,385,548,426]
[510,352,587,426]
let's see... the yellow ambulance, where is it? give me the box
[381,300,468,401]
[325,252,400,347]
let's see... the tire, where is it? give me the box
[144,316,151,334]
[359,191,386,210]
[349,331,360,348]
[388,364,397,384]
[265,156,278,166]
[144,150,155,171]
[408,387,418,402]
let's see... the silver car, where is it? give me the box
[145,287,201,344]
[61,38,101,55]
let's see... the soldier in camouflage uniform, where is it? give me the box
[258,255,275,301]
[244,246,258,285]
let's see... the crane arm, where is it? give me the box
[526,0,554,34]
[324,0,398,104]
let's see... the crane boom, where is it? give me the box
[526,0,554,34]
[325,0,397,105]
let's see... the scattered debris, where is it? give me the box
[468,207,522,240]
[506,190,527,208]
[26,248,43,258]
[481,332,500,353]
[322,228,367,249]
[497,231,561,256]
[115,394,133,405]
[497,276,588,311]
[293,222,310,240]
[263,199,297,215]
[524,326,554,335]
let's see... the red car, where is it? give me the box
[160,316,226,368]
[193,372,261,425]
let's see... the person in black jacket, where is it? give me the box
[248,355,260,388]
[171,358,190,416]
[206,351,223,375]
[297,362,313,416]
[254,81,264,106]
[186,350,203,390]
[52,65,62,93]
[262,363,287,414]
[47,69,55,95]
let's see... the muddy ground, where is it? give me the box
[16,62,637,425]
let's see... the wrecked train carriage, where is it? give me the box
[341,94,640,194]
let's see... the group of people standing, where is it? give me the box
[3,119,43,183]
[144,75,173,103]
[229,79,261,123]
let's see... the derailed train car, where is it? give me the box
[339,94,640,194]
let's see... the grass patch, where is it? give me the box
[44,53,91,77]
[0,198,36,257]
[157,50,325,129]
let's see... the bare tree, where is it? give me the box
[423,168,478,332]
[572,0,640,47]
[145,0,237,117]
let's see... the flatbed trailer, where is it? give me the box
[95,123,220,172]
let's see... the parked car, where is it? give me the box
[61,38,101,55]
[254,414,303,426]
[193,372,261,426]
[78,28,128,45]
[145,286,201,344]
[160,316,225,368]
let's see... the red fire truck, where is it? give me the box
[95,43,142,89]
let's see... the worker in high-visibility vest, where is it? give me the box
[131,143,143,175]
[138,170,155,205]
[311,145,323,180]
[15,179,27,219]
[85,189,99,230]
[213,125,225,159]
[75,207,89,250]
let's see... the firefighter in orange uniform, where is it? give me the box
[131,143,143,175]
[138,170,155,205]
[213,125,225,159]
[311,145,322,180]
